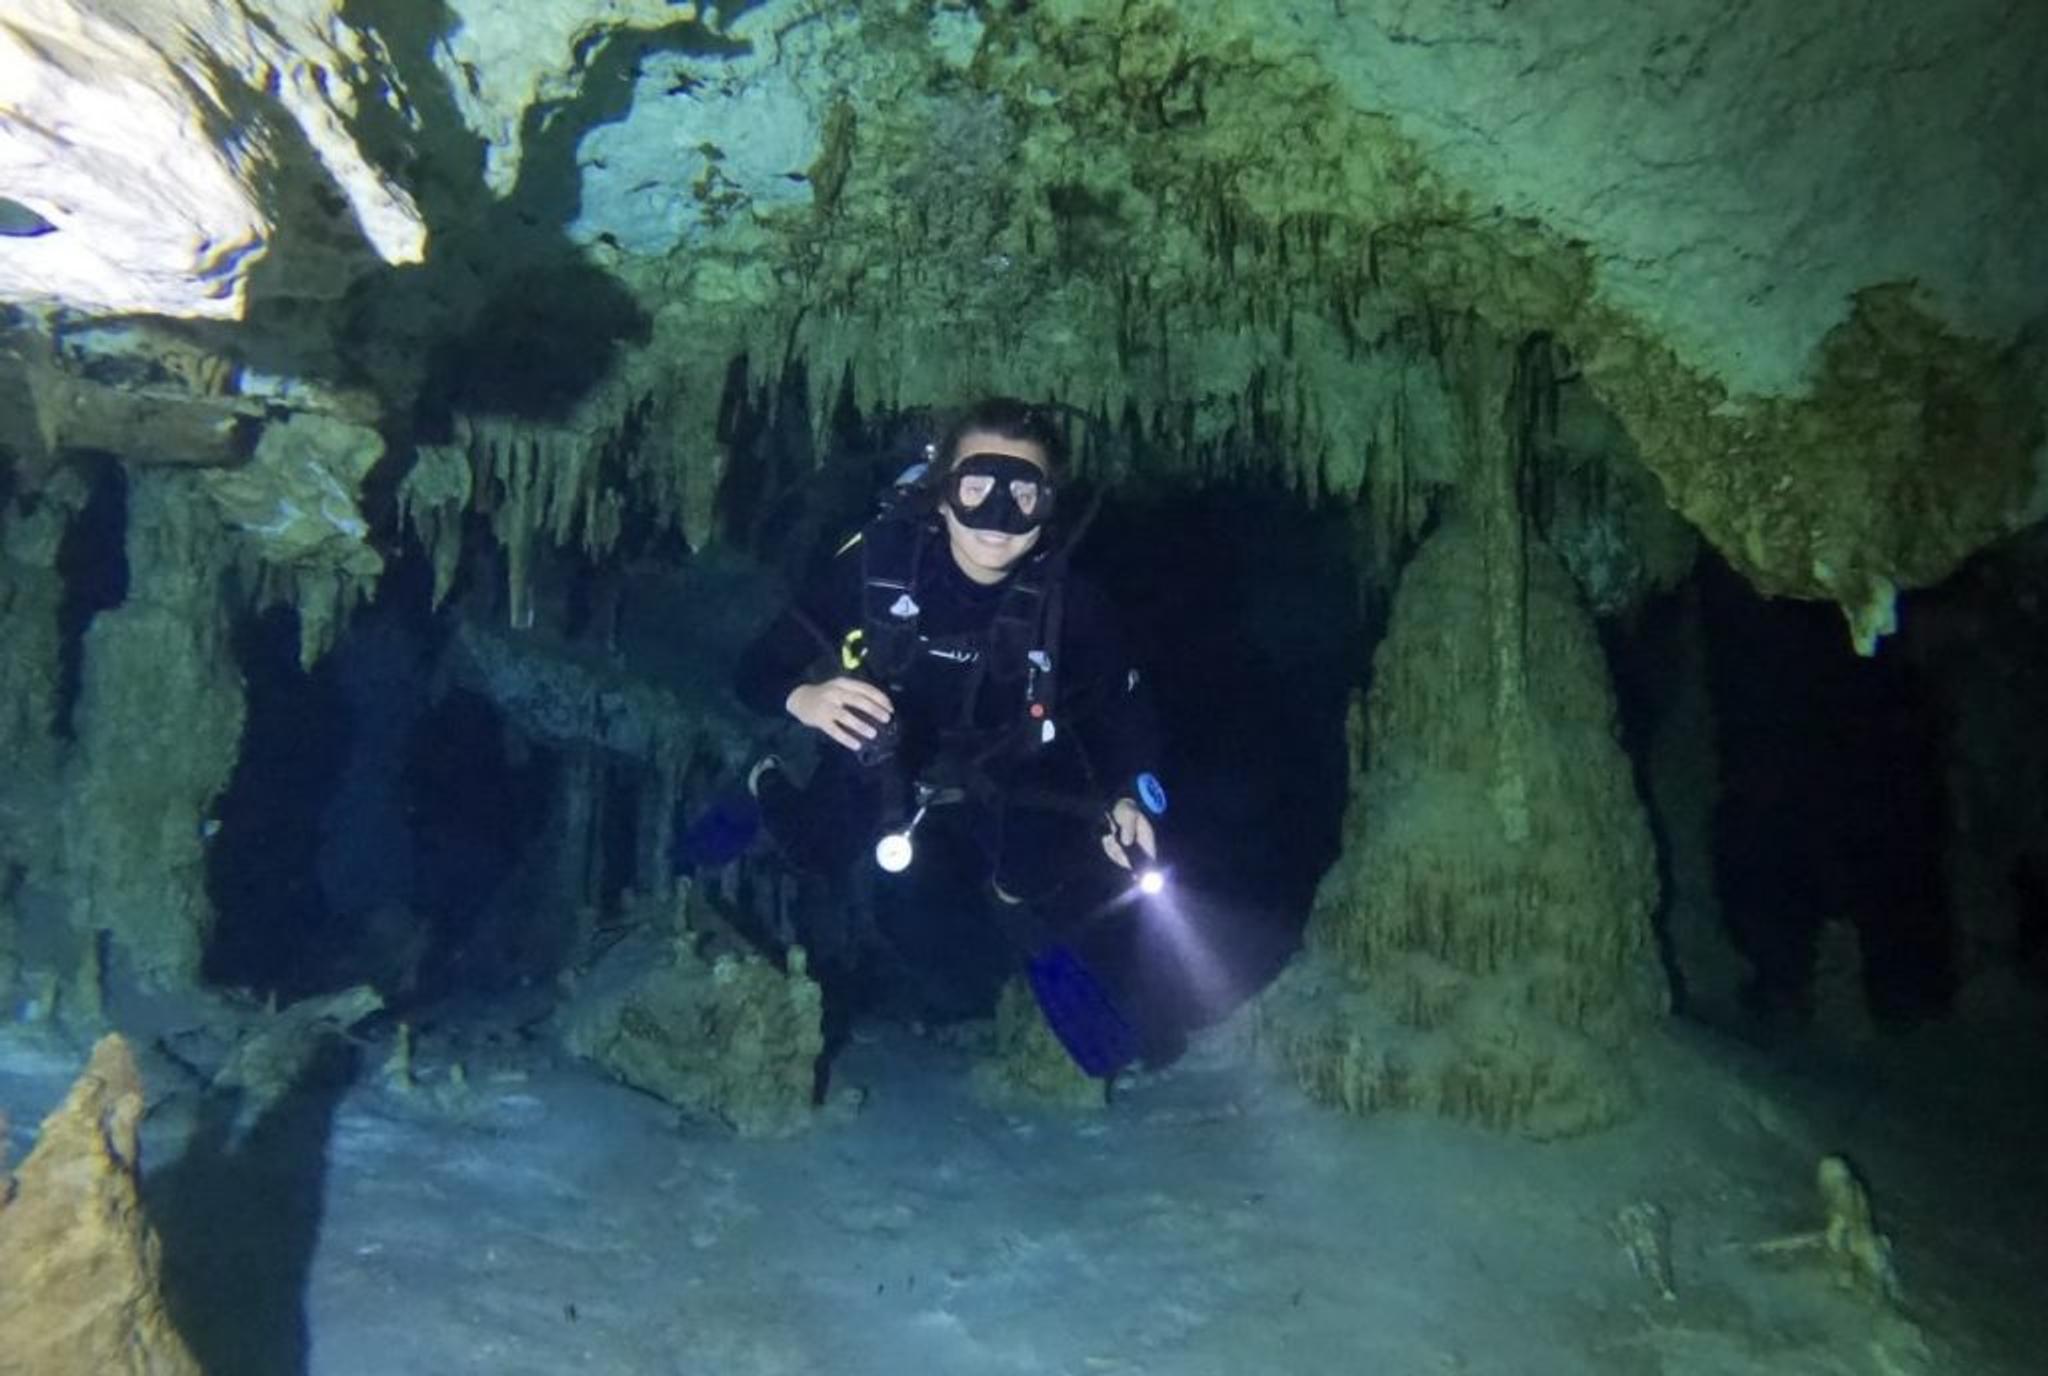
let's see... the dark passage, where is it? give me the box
[1697,554,1951,1023]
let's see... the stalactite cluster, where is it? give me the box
[398,371,725,626]
[706,0,2043,638]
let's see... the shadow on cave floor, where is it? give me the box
[145,1041,355,1376]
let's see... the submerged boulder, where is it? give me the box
[557,901,825,1136]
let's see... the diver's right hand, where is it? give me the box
[785,677,896,753]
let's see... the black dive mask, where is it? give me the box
[944,453,1055,535]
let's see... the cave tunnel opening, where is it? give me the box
[399,685,557,998]
[1080,478,1368,1010]
[204,604,353,998]
[206,393,1364,1045]
[205,550,558,1008]
[1695,552,1952,1026]
[863,475,1362,1040]
[699,400,1369,1042]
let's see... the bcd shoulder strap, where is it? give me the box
[855,511,932,685]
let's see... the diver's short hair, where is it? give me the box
[940,396,1066,476]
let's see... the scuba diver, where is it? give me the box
[731,396,1170,1076]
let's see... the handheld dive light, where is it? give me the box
[1127,771,1169,896]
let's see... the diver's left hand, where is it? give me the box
[1101,798,1157,870]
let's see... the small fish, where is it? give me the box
[198,818,223,840]
[0,198,55,237]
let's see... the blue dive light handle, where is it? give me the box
[1134,772,1168,817]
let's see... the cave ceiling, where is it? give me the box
[1,0,2043,649]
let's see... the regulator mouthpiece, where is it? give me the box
[875,830,915,873]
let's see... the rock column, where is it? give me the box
[62,474,244,984]
[1263,327,1668,1137]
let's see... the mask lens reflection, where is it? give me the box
[947,454,1053,534]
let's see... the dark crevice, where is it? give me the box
[1699,552,1952,1024]
[203,607,352,998]
[53,457,129,741]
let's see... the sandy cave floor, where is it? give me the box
[3,1007,2045,1376]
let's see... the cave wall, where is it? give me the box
[0,471,83,892]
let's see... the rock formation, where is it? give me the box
[972,978,1110,1111]
[8,0,2042,636]
[1643,585,1747,1021]
[0,466,82,906]
[0,1035,204,1376]
[59,474,244,984]
[1262,332,1668,1137]
[557,893,825,1136]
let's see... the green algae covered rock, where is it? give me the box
[971,977,1109,1111]
[558,915,825,1137]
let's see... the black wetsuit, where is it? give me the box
[734,517,1161,914]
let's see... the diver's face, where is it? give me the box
[941,430,1049,584]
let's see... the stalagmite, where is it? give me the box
[0,1036,204,1376]
[1261,326,1667,1137]
[973,978,1110,1110]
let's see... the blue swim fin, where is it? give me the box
[672,787,761,873]
[1025,944,1137,1078]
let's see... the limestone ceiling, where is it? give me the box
[1,0,2043,636]
[0,0,425,318]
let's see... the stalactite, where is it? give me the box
[202,411,387,667]
[398,442,472,608]
[399,378,728,630]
